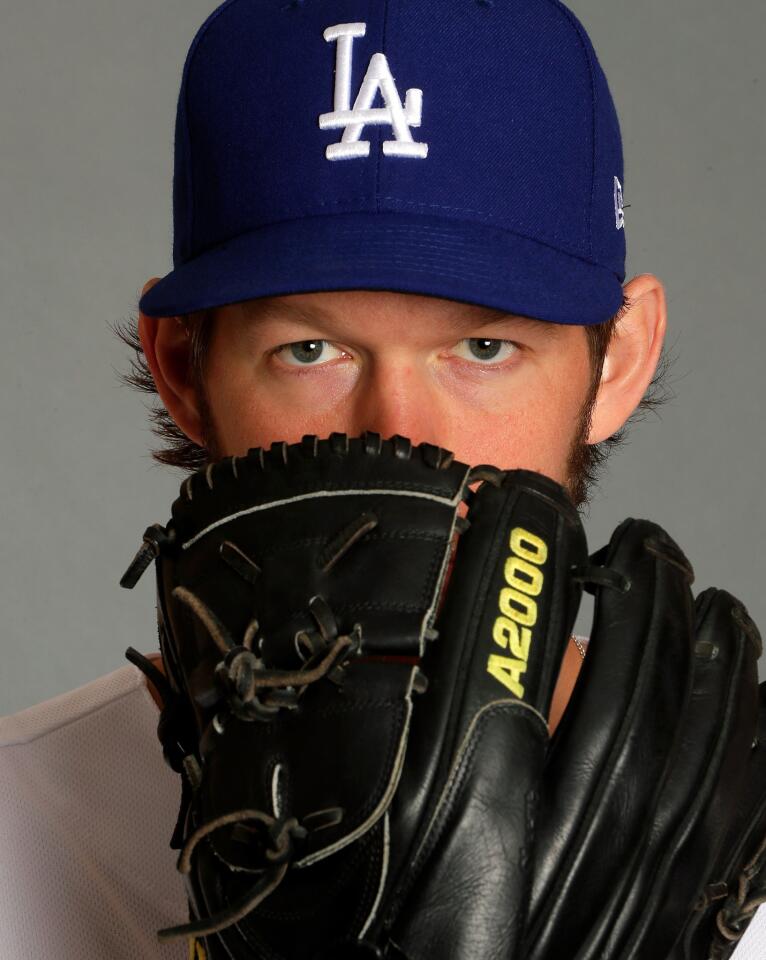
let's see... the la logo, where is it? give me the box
[319,22,428,161]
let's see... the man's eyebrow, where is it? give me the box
[243,297,563,337]
[243,298,335,326]
[465,310,564,338]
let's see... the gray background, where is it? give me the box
[1,0,763,716]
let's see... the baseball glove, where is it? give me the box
[121,432,765,960]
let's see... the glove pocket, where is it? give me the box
[179,661,419,952]
[195,661,418,869]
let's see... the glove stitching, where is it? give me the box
[296,691,415,870]
[208,698,408,874]
[191,463,465,496]
[526,550,666,951]
[621,607,750,957]
[251,529,448,560]
[181,476,463,511]
[355,816,389,938]
[220,826,382,925]
[336,544,444,615]
[398,701,546,915]
[310,699,409,717]
[345,701,406,830]
[334,600,432,614]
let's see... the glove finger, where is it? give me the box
[590,587,761,959]
[676,648,766,960]
[384,468,588,959]
[526,518,697,959]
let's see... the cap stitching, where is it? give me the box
[206,197,592,259]
[327,247,617,285]
[377,197,590,254]
[185,214,619,276]
[180,0,341,259]
[168,0,620,297]
[545,0,599,260]
[179,0,264,264]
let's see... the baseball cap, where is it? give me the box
[139,0,627,326]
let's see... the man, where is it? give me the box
[134,278,665,728]
[131,0,666,732]
[0,0,762,958]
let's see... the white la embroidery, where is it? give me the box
[614,176,625,230]
[319,22,428,161]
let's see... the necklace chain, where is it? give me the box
[572,634,587,660]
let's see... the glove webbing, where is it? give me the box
[153,582,362,943]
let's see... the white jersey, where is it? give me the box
[1,657,765,959]
[0,661,187,959]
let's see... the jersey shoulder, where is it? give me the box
[0,660,156,744]
[0,661,187,958]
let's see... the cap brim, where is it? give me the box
[138,213,623,325]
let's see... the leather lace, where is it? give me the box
[139,584,356,944]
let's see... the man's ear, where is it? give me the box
[587,274,667,446]
[137,278,205,446]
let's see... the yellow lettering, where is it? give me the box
[492,615,516,650]
[492,616,532,660]
[487,526,549,699]
[504,555,543,596]
[499,587,538,627]
[486,655,526,697]
[510,625,531,661]
[510,527,548,565]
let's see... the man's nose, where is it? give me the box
[346,361,446,450]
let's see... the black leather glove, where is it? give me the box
[121,433,764,960]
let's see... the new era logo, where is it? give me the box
[614,176,625,230]
[319,22,428,161]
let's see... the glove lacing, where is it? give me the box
[155,803,346,944]
[173,584,360,724]
[709,829,766,954]
[157,811,300,943]
[149,586,358,945]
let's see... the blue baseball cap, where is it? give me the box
[139,0,627,326]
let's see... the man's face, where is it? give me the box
[194,290,595,502]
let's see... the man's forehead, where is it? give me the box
[238,293,565,336]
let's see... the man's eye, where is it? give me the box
[274,340,344,366]
[452,338,518,364]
